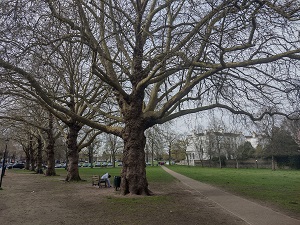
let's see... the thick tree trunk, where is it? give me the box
[45,114,56,176]
[271,155,276,171]
[121,120,151,195]
[29,137,35,171]
[112,152,116,168]
[36,135,44,174]
[168,144,171,166]
[88,144,94,168]
[65,124,81,181]
[186,154,190,166]
[24,147,30,170]
[151,140,154,166]
[45,142,56,176]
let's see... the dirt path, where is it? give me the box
[0,170,249,225]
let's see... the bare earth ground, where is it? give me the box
[1,170,249,225]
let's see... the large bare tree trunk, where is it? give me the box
[45,113,56,176]
[29,136,35,171]
[24,146,30,170]
[88,143,94,168]
[36,135,43,174]
[65,124,81,181]
[121,119,151,195]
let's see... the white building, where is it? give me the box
[184,131,258,166]
[245,132,268,149]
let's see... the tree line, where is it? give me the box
[0,1,299,195]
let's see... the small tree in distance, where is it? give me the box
[265,126,300,170]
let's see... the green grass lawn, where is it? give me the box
[53,166,175,184]
[168,165,300,213]
[12,165,175,184]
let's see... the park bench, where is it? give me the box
[92,175,107,188]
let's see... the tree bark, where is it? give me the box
[218,155,222,169]
[186,153,190,166]
[88,144,94,168]
[65,123,81,181]
[36,135,44,174]
[151,139,154,166]
[271,155,276,171]
[29,136,35,171]
[24,146,30,170]
[121,119,151,195]
[45,113,56,176]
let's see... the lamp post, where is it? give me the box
[0,138,9,189]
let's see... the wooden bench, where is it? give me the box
[92,175,107,188]
[99,178,107,188]
[92,175,99,186]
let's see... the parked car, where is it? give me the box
[107,162,113,167]
[55,163,63,168]
[82,163,91,167]
[94,162,101,167]
[7,163,25,169]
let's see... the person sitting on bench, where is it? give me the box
[101,172,111,188]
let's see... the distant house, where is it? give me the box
[184,131,263,166]
[244,132,268,149]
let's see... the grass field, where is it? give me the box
[54,166,175,184]
[12,165,300,214]
[168,165,300,213]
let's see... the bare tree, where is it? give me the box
[145,125,165,165]
[284,118,300,146]
[189,125,206,167]
[0,6,109,181]
[0,97,62,175]
[103,133,123,167]
[1,1,300,195]
[172,136,188,163]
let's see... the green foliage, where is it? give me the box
[237,141,255,159]
[211,155,226,167]
[276,156,300,169]
[169,165,300,213]
[265,127,299,157]
[255,144,264,158]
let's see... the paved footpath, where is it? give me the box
[162,166,300,225]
